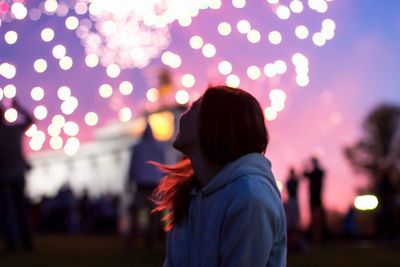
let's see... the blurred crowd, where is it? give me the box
[29,187,119,234]
[1,100,399,254]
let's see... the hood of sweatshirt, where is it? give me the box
[198,153,280,197]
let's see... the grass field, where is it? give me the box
[1,235,399,267]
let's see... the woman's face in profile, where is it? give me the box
[173,98,202,154]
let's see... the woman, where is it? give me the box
[153,86,286,267]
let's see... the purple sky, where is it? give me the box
[1,0,400,224]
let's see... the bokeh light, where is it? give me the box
[29,133,44,151]
[52,115,66,128]
[44,0,58,13]
[268,31,282,45]
[99,84,113,98]
[226,74,240,88]
[119,81,133,95]
[50,136,63,150]
[322,18,336,40]
[309,0,328,13]
[4,30,18,44]
[161,51,182,68]
[276,180,283,192]
[59,56,73,70]
[78,0,203,70]
[146,88,160,103]
[3,84,16,98]
[264,63,277,78]
[64,121,80,136]
[57,86,71,101]
[296,74,310,87]
[56,2,69,17]
[290,0,304,13]
[271,100,285,112]
[85,112,99,126]
[276,5,290,20]
[148,111,175,141]
[65,16,79,30]
[218,22,232,36]
[295,25,309,39]
[29,8,42,21]
[247,65,261,80]
[64,137,80,156]
[25,124,37,137]
[208,0,222,9]
[247,29,261,43]
[189,35,204,49]
[47,123,61,137]
[0,63,16,79]
[41,28,55,42]
[178,17,192,27]
[175,89,190,104]
[202,43,216,58]
[85,53,99,68]
[269,88,287,103]
[313,32,326,46]
[322,18,336,32]
[237,19,251,34]
[34,59,47,73]
[61,96,79,115]
[0,0,336,158]
[11,2,27,20]
[181,73,196,88]
[218,60,233,75]
[4,108,18,122]
[354,195,379,211]
[52,44,67,59]
[264,107,277,121]
[232,0,246,9]
[0,0,350,223]
[34,105,48,120]
[274,60,287,75]
[74,2,88,15]
[106,64,120,78]
[119,107,132,122]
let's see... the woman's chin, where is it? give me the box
[172,137,182,151]
[173,137,188,154]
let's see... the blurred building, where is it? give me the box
[25,104,186,202]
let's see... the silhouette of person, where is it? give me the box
[342,206,357,239]
[127,123,165,248]
[78,189,91,233]
[56,184,76,233]
[303,157,326,243]
[376,166,396,239]
[285,167,300,250]
[286,168,300,224]
[153,86,286,267]
[0,99,34,252]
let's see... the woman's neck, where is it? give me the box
[187,147,221,188]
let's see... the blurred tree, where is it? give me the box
[344,104,400,237]
[345,104,400,183]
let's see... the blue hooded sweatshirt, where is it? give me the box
[163,153,287,267]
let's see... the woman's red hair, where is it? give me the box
[152,85,268,231]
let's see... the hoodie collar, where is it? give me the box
[194,153,277,196]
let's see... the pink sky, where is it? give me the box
[2,1,400,226]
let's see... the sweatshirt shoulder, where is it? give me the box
[222,175,285,231]
[225,174,281,205]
